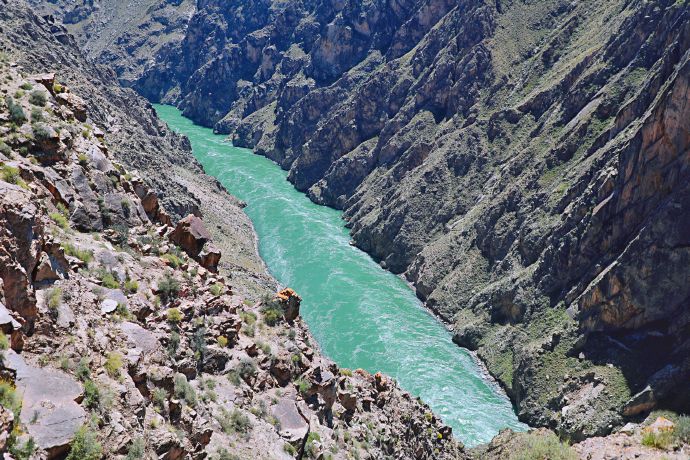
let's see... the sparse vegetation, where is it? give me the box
[75,357,91,381]
[209,283,224,296]
[62,242,93,264]
[104,352,123,378]
[83,379,100,409]
[260,298,283,326]
[173,373,197,407]
[217,407,252,436]
[28,90,47,107]
[159,274,180,303]
[45,287,62,311]
[97,269,120,289]
[123,278,139,294]
[675,415,690,444]
[66,424,102,460]
[166,307,183,323]
[125,437,145,460]
[512,432,576,460]
[641,430,673,450]
[216,335,228,347]
[0,379,21,417]
[1,163,27,189]
[5,96,26,124]
[152,387,167,410]
[49,211,69,229]
[161,253,183,268]
[294,377,310,395]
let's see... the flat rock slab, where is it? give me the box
[272,398,308,443]
[6,351,85,454]
[121,321,158,354]
[100,298,118,314]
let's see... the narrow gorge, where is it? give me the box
[0,0,689,458]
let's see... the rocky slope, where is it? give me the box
[0,2,470,459]
[48,0,690,443]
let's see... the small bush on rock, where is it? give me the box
[104,352,123,378]
[209,283,224,296]
[62,243,93,264]
[6,97,26,124]
[28,90,47,107]
[159,274,180,303]
[675,415,690,444]
[125,437,145,460]
[66,425,102,460]
[173,373,196,407]
[217,407,252,436]
[46,287,62,310]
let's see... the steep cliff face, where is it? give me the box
[40,0,690,441]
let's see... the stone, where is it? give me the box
[100,298,118,314]
[272,398,309,443]
[6,351,86,458]
[170,214,222,272]
[276,288,301,322]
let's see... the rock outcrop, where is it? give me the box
[170,214,222,272]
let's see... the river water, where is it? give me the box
[155,105,526,447]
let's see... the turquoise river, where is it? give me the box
[155,105,526,447]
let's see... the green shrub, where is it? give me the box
[152,387,167,409]
[641,430,673,450]
[66,425,102,460]
[6,97,26,124]
[75,357,90,381]
[32,123,51,142]
[49,212,69,229]
[216,336,228,347]
[13,90,24,99]
[62,243,92,264]
[166,307,183,324]
[283,443,297,456]
[30,107,43,122]
[339,368,353,377]
[125,437,145,460]
[0,379,21,417]
[83,379,100,409]
[217,407,252,435]
[675,415,690,444]
[304,432,322,458]
[173,373,196,407]
[161,253,183,269]
[53,83,64,93]
[46,287,62,310]
[104,352,123,378]
[77,153,88,167]
[261,301,283,326]
[123,279,139,294]
[237,358,257,381]
[512,432,576,460]
[9,437,36,460]
[0,331,8,352]
[240,311,256,325]
[28,90,47,107]
[1,164,27,189]
[209,283,224,296]
[20,82,33,91]
[98,270,119,289]
[294,377,310,395]
[159,274,180,303]
[0,141,11,156]
[167,331,180,358]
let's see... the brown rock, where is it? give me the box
[170,214,221,272]
[56,92,87,122]
[276,288,301,322]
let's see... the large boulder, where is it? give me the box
[276,288,301,322]
[169,214,221,272]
